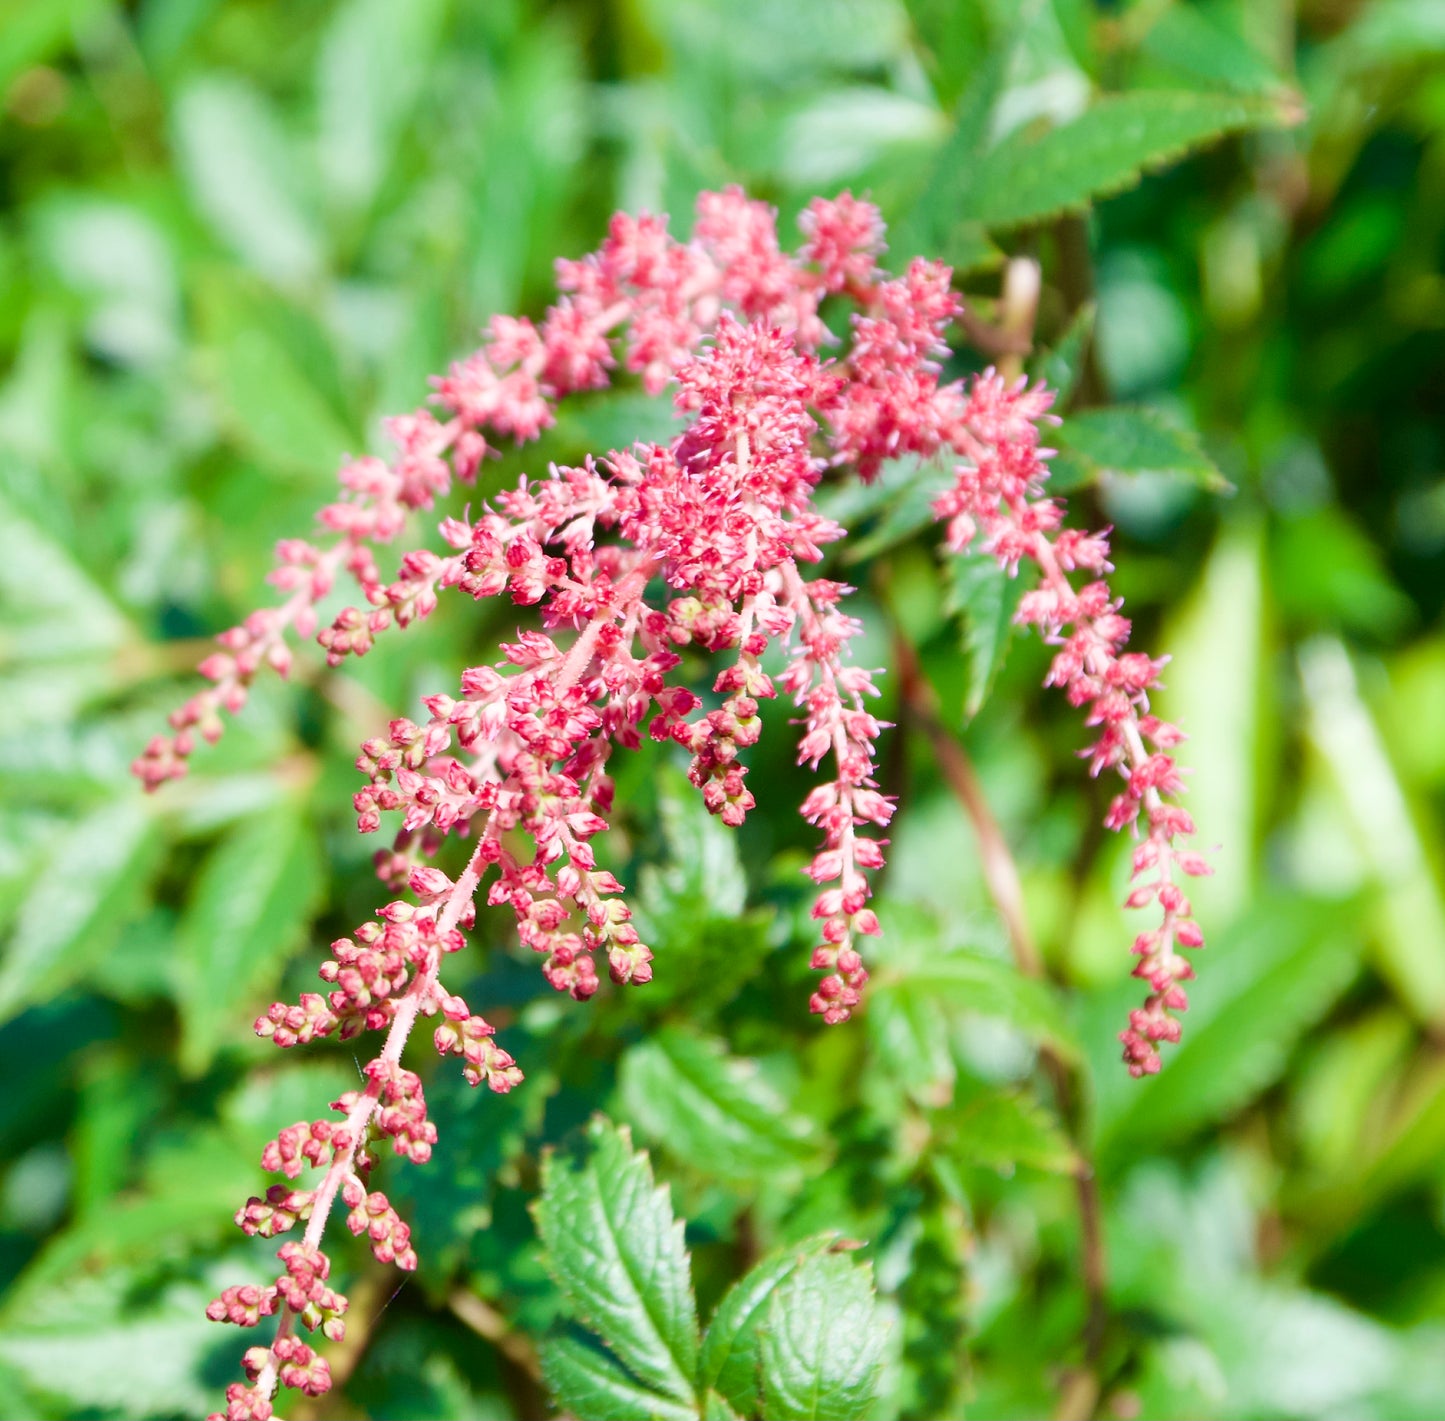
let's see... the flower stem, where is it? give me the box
[892,629,1109,1409]
[255,834,490,1402]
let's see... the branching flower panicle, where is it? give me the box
[138,188,1208,1417]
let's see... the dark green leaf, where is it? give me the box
[535,1117,699,1405]
[1030,301,1095,406]
[760,1251,888,1421]
[619,1029,822,1183]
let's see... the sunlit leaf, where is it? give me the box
[315,0,449,220]
[0,800,162,1025]
[172,75,324,285]
[958,90,1302,229]
[535,1117,699,1405]
[1054,406,1230,492]
[759,1250,888,1421]
[1301,637,1445,1026]
[175,802,322,1074]
[700,1236,837,1415]
[619,1028,823,1182]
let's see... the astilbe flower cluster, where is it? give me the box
[137,188,1206,1417]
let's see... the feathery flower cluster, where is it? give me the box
[929,373,1209,1075]
[142,187,1207,1415]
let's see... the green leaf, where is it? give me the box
[703,1392,745,1421]
[760,1251,888,1421]
[699,1235,836,1415]
[947,1088,1080,1175]
[315,0,449,220]
[839,458,954,564]
[649,768,748,919]
[1099,898,1361,1159]
[944,555,1024,722]
[198,271,358,477]
[541,1334,699,1421]
[0,491,131,665]
[1300,637,1445,1024]
[1054,406,1230,492]
[0,799,162,1025]
[893,41,1009,269]
[1030,301,1095,406]
[866,960,957,1105]
[553,391,686,459]
[175,802,322,1074]
[619,1029,822,1184]
[0,0,103,95]
[873,948,1081,1062]
[959,90,1301,230]
[1140,5,1293,97]
[5,1129,249,1305]
[171,75,324,286]
[535,1117,699,1406]
[0,1274,220,1419]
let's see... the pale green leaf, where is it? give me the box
[636,766,748,929]
[175,802,322,1074]
[535,1117,699,1405]
[872,949,1080,1063]
[198,272,358,476]
[0,799,162,1024]
[1154,518,1269,921]
[0,491,131,664]
[0,1274,219,1419]
[315,0,449,219]
[619,1029,822,1183]
[1100,899,1361,1158]
[172,75,324,285]
[703,1391,745,1421]
[778,87,947,190]
[1301,637,1445,1026]
[760,1252,888,1421]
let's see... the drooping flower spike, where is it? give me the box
[141,189,1206,1419]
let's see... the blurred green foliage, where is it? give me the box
[1,0,1444,1417]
